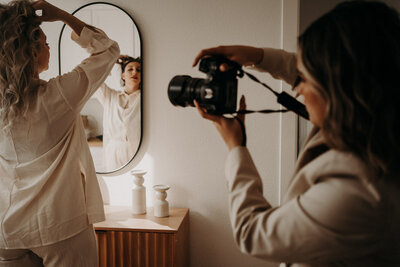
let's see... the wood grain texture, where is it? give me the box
[95,207,189,267]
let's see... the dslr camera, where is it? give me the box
[168,56,243,115]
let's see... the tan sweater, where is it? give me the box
[224,48,400,266]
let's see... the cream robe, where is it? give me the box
[94,84,141,171]
[0,27,120,248]
[225,48,400,266]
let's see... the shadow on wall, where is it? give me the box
[97,175,110,204]
[189,211,276,267]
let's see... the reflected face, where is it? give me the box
[122,61,141,90]
[36,28,50,74]
[295,51,327,127]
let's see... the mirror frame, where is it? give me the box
[58,2,143,175]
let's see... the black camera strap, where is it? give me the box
[236,109,290,115]
[235,70,309,120]
[234,117,247,147]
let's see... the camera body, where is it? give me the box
[168,56,243,115]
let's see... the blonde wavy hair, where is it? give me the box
[0,0,42,128]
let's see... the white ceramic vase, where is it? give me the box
[153,185,170,217]
[131,170,147,214]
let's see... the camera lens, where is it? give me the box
[168,75,205,107]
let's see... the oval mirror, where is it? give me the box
[59,2,142,174]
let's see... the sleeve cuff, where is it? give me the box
[71,26,116,54]
[247,48,298,86]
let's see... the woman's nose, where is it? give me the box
[293,82,300,95]
[292,76,302,96]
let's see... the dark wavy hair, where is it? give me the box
[0,0,41,128]
[298,1,400,179]
[117,55,141,87]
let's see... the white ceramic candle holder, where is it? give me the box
[131,170,147,214]
[153,185,170,217]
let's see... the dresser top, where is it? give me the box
[94,205,189,232]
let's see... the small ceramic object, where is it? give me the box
[153,185,170,217]
[131,170,147,214]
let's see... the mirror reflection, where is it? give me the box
[59,3,142,173]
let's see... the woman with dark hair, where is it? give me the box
[193,1,400,266]
[94,55,142,171]
[0,0,119,265]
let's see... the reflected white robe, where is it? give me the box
[94,84,141,171]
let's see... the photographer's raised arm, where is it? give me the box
[253,48,298,86]
[193,45,264,69]
[193,46,298,86]
[32,0,85,36]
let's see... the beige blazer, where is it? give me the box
[224,48,400,266]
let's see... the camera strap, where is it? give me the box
[236,70,309,120]
[234,117,247,146]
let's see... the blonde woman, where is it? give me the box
[0,0,119,266]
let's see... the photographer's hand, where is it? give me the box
[195,96,246,151]
[193,45,264,70]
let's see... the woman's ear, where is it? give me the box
[33,52,39,66]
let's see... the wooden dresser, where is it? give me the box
[94,205,189,267]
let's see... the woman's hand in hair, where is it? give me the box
[195,95,247,151]
[32,0,66,22]
[32,0,86,36]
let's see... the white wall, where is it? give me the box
[40,0,299,266]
